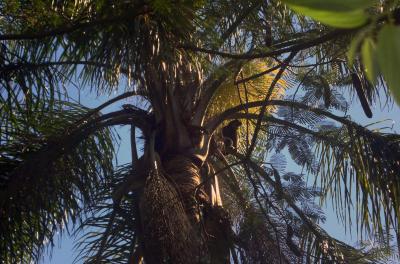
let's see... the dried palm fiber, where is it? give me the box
[140,160,196,264]
[163,154,208,223]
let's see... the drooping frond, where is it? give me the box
[75,165,138,264]
[316,126,400,240]
[0,98,115,264]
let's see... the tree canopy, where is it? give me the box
[1,0,400,263]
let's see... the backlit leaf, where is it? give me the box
[361,37,379,85]
[377,24,400,105]
[286,6,368,28]
[282,0,375,12]
[347,30,367,66]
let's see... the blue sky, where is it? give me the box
[41,88,400,263]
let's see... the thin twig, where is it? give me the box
[206,99,360,133]
[246,52,297,157]
[180,29,355,60]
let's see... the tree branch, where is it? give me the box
[180,29,355,60]
[0,61,129,75]
[230,112,336,143]
[234,63,283,85]
[131,125,139,167]
[206,99,360,133]
[0,6,149,41]
[219,1,262,43]
[246,52,296,156]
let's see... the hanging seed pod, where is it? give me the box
[351,73,373,118]
[140,167,196,264]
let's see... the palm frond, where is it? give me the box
[316,126,400,240]
[0,98,115,264]
[75,165,138,264]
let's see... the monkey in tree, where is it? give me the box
[222,120,242,151]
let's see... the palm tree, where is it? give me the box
[1,0,400,263]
